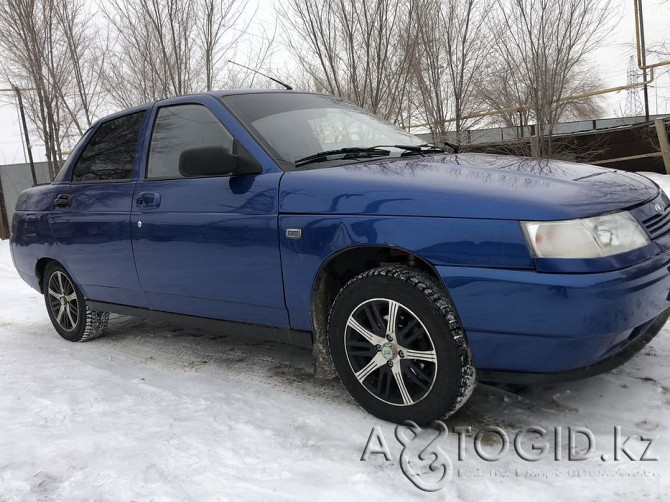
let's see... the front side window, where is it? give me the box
[147,104,235,179]
[71,111,146,182]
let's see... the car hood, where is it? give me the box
[278,153,659,220]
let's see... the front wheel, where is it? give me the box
[328,266,475,424]
[43,262,109,342]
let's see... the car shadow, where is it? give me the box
[99,314,669,431]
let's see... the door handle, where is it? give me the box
[54,194,72,208]
[136,192,161,209]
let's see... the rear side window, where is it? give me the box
[71,111,146,182]
[147,104,234,179]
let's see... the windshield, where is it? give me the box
[221,92,425,169]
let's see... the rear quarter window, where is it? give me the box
[53,127,93,183]
[71,111,146,182]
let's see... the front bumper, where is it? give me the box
[477,307,670,383]
[437,247,670,377]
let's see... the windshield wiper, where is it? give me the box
[373,143,447,156]
[294,147,391,167]
[293,143,447,168]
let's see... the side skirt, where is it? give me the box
[88,300,313,348]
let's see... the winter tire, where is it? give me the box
[43,262,109,342]
[328,266,475,424]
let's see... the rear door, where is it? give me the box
[49,109,149,307]
[130,97,287,327]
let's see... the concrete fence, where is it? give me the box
[422,114,669,146]
[0,161,53,239]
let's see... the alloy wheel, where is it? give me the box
[344,298,438,406]
[47,271,79,332]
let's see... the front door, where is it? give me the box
[130,101,288,327]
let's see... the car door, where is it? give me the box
[49,109,149,307]
[130,98,288,327]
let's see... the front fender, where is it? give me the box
[278,214,532,331]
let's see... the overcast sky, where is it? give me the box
[0,0,669,165]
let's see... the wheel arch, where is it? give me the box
[309,244,445,379]
[35,257,65,294]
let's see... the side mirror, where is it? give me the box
[233,140,264,176]
[178,141,262,178]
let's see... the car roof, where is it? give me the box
[97,89,329,124]
[151,89,323,106]
[213,89,304,97]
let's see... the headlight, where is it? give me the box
[521,212,650,259]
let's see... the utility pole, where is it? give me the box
[12,86,37,186]
[0,171,8,238]
[0,85,38,238]
[637,0,650,122]
[0,85,37,186]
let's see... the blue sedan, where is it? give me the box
[9,90,670,424]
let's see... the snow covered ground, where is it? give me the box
[1,238,669,501]
[638,172,670,195]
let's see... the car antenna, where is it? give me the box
[228,60,293,90]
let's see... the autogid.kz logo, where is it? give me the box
[360,421,660,492]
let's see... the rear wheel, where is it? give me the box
[328,266,475,424]
[43,263,109,342]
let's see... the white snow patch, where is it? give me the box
[0,239,669,500]
[637,172,670,195]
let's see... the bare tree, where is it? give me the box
[0,0,106,178]
[0,0,64,178]
[280,0,418,122]
[491,0,613,157]
[412,0,450,142]
[477,60,533,134]
[52,0,107,133]
[103,0,271,107]
[444,0,492,137]
[104,0,197,106]
[412,0,492,143]
[201,0,246,91]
